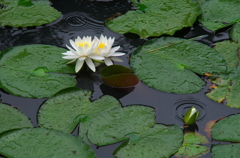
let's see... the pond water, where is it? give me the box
[0,0,240,158]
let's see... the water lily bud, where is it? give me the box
[183,107,200,125]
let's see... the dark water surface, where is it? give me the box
[0,0,240,158]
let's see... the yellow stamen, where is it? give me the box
[98,42,105,49]
[77,42,91,48]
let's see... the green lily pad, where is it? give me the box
[211,144,240,158]
[100,65,139,88]
[130,37,226,94]
[175,132,209,158]
[230,22,240,43]
[80,105,156,146]
[38,88,121,133]
[113,124,183,158]
[212,114,240,142]
[105,0,201,38]
[0,128,96,158]
[198,0,240,31]
[0,44,76,98]
[0,0,61,27]
[206,41,240,108]
[0,103,32,134]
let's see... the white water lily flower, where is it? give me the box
[62,36,105,72]
[94,34,125,66]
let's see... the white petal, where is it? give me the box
[109,52,125,57]
[70,39,77,50]
[62,55,79,59]
[107,46,121,56]
[75,59,84,73]
[62,51,75,56]
[78,57,86,61]
[110,57,123,62]
[88,55,105,60]
[104,58,113,66]
[85,57,96,72]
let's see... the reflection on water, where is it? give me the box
[0,0,240,158]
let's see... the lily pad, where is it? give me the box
[130,37,226,94]
[0,44,76,98]
[105,0,201,38]
[230,22,240,43]
[0,103,32,134]
[0,0,61,27]
[80,105,156,146]
[113,124,183,158]
[211,114,240,142]
[38,88,121,133]
[206,41,240,108]
[198,0,240,31]
[211,144,240,158]
[175,132,209,158]
[0,128,96,158]
[100,65,139,88]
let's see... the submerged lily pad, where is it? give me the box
[38,88,121,133]
[130,37,226,94]
[206,41,240,108]
[100,65,139,88]
[211,144,240,158]
[80,105,156,146]
[113,124,183,158]
[0,103,32,134]
[0,44,76,98]
[0,0,61,27]
[175,132,209,158]
[0,128,96,158]
[105,0,201,38]
[211,114,240,142]
[199,0,240,31]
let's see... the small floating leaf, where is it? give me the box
[212,114,240,142]
[100,65,139,88]
[206,41,240,108]
[198,0,240,31]
[38,88,121,133]
[105,0,201,38]
[0,0,61,27]
[0,128,96,158]
[113,124,183,158]
[230,22,240,43]
[0,103,32,134]
[175,132,209,158]
[211,144,240,158]
[0,44,76,98]
[80,105,156,146]
[130,37,226,94]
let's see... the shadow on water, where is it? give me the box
[0,0,240,158]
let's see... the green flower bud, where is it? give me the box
[183,107,200,125]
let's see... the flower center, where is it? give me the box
[98,42,105,49]
[77,42,91,48]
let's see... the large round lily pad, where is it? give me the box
[80,105,156,146]
[113,124,183,158]
[206,41,240,108]
[0,44,76,98]
[105,0,201,38]
[38,88,121,133]
[211,144,240,158]
[0,103,32,134]
[0,128,96,158]
[212,114,240,142]
[199,0,240,31]
[0,0,61,27]
[130,37,226,94]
